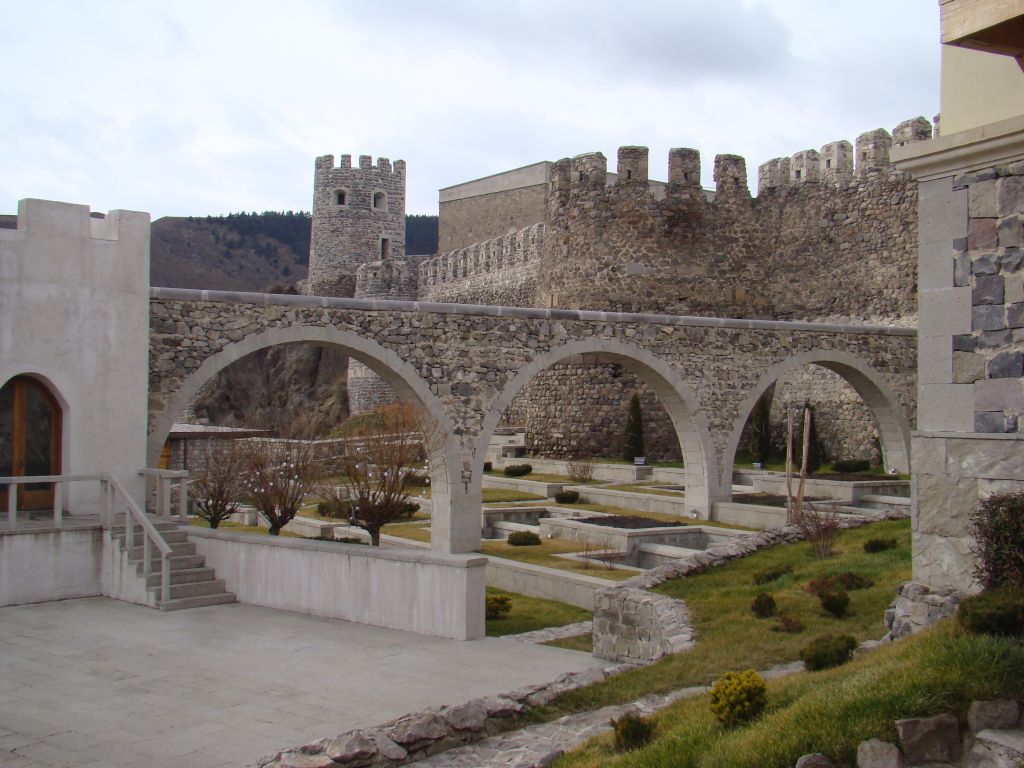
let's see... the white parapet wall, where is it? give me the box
[188,528,487,640]
[0,528,103,606]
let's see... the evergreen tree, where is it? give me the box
[748,388,773,465]
[802,403,826,475]
[621,393,645,462]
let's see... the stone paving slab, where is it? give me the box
[0,597,601,767]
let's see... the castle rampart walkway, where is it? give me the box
[149,288,916,553]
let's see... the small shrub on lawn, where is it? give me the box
[611,712,653,752]
[317,499,352,519]
[483,461,492,472]
[819,588,850,618]
[958,588,1024,636]
[504,463,533,477]
[832,458,871,473]
[336,536,367,545]
[773,613,805,634]
[555,490,580,504]
[485,594,512,620]
[753,565,793,585]
[805,573,871,597]
[864,538,898,553]
[970,491,1024,590]
[750,592,777,619]
[800,633,857,671]
[507,530,542,546]
[709,670,767,727]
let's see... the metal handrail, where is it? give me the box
[105,474,174,604]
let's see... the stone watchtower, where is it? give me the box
[307,154,406,297]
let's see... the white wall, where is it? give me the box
[0,529,102,606]
[189,529,487,640]
[0,199,151,510]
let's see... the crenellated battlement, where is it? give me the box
[0,199,151,246]
[314,154,406,177]
[757,116,932,194]
[419,222,544,290]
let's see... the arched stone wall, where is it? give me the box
[723,350,913,490]
[146,325,471,553]
[477,338,721,517]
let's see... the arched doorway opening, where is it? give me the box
[477,339,719,521]
[1,375,63,510]
[724,350,912,493]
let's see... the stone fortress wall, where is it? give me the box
[313,121,928,462]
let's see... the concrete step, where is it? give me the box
[117,529,190,547]
[150,579,229,600]
[144,567,216,587]
[158,593,236,612]
[127,541,196,560]
[110,520,181,535]
[135,553,207,574]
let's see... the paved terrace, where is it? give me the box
[0,597,601,768]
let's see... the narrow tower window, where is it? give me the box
[381,238,390,258]
[373,191,387,210]
[334,189,347,206]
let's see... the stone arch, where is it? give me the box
[147,325,468,552]
[723,349,912,489]
[477,338,720,517]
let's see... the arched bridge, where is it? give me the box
[149,288,916,554]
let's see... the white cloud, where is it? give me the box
[0,0,940,218]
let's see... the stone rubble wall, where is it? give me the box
[884,580,963,640]
[418,223,542,308]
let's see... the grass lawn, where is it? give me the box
[189,518,303,538]
[381,518,432,542]
[530,518,912,721]
[600,483,686,497]
[551,502,755,530]
[486,587,591,637]
[543,634,594,654]
[480,538,637,581]
[482,488,547,503]
[732,449,909,480]
[551,622,1024,768]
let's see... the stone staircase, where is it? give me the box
[111,519,236,611]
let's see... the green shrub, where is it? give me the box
[555,490,580,504]
[773,613,805,634]
[485,594,512,620]
[958,588,1024,637]
[864,538,898,553]
[819,588,850,618]
[503,464,533,477]
[752,565,792,585]
[970,491,1024,590]
[832,459,871,473]
[483,461,492,472]
[621,393,645,463]
[709,670,767,727]
[611,712,653,752]
[800,634,857,671]
[507,530,541,546]
[748,390,773,465]
[750,592,777,619]
[317,499,351,519]
[837,572,873,591]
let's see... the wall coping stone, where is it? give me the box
[186,527,487,569]
[150,287,917,337]
[914,430,1024,442]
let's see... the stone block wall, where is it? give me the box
[419,223,542,307]
[438,183,547,253]
[308,154,406,298]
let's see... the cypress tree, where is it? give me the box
[748,389,773,465]
[803,403,826,475]
[622,393,645,462]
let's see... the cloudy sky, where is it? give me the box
[2,1,940,219]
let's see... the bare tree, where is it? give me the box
[241,438,322,535]
[567,454,595,483]
[785,403,812,526]
[321,404,438,546]
[191,439,246,529]
[786,402,840,559]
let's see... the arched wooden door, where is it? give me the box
[0,376,62,510]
